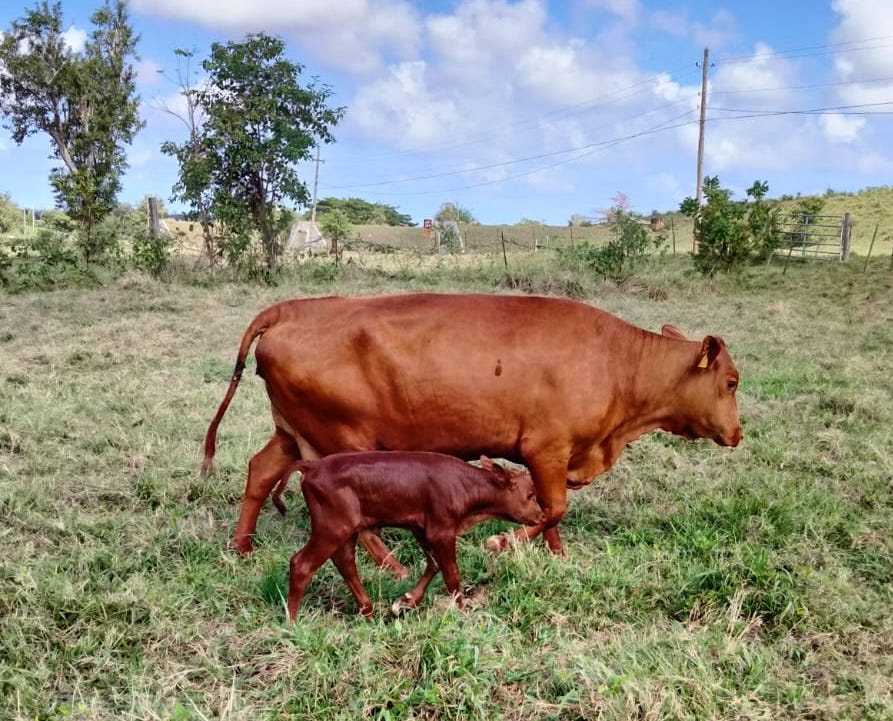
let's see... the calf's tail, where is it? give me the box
[271,460,313,515]
[200,303,285,478]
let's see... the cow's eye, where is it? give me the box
[727,380,738,391]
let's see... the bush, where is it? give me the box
[0,228,97,292]
[681,177,782,275]
[556,204,662,280]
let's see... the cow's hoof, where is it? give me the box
[230,537,254,555]
[485,533,511,553]
[382,563,410,581]
[358,605,374,619]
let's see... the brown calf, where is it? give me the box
[282,451,544,621]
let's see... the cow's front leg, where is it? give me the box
[486,452,569,555]
[358,529,410,580]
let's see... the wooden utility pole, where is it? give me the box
[693,48,711,254]
[310,144,321,225]
[695,48,710,206]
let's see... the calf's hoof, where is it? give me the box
[358,604,374,619]
[485,533,512,554]
[391,594,416,617]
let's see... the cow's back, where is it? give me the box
[254,293,636,457]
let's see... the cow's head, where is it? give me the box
[480,456,545,526]
[660,325,742,448]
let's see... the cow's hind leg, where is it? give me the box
[358,529,409,581]
[486,454,568,556]
[232,427,299,554]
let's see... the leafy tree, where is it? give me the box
[681,176,781,275]
[318,209,351,261]
[310,197,413,226]
[435,202,476,224]
[0,193,21,234]
[159,48,218,266]
[182,34,344,271]
[0,1,143,260]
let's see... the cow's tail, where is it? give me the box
[200,303,285,478]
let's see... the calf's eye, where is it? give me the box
[727,380,738,391]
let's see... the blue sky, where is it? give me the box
[1,0,892,225]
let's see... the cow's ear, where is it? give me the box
[479,455,493,472]
[661,324,687,340]
[696,335,722,369]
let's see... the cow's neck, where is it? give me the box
[579,331,700,476]
[624,330,703,433]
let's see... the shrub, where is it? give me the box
[556,204,662,280]
[681,176,782,275]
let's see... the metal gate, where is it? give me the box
[777,212,852,263]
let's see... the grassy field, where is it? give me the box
[1,253,892,720]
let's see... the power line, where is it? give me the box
[328,103,697,190]
[715,34,893,65]
[708,100,893,115]
[327,110,700,198]
[710,75,893,97]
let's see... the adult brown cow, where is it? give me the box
[202,292,741,576]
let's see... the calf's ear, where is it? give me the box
[696,335,722,369]
[661,324,687,340]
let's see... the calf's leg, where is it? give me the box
[330,537,374,618]
[287,530,349,622]
[391,532,440,615]
[428,534,464,609]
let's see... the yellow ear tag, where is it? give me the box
[698,354,709,369]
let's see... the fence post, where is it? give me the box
[840,212,852,262]
[670,216,676,255]
[500,230,508,270]
[863,223,879,273]
[147,196,160,237]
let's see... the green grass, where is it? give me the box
[1,255,892,719]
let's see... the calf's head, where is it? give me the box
[660,326,742,448]
[479,456,545,525]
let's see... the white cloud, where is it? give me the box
[135,58,164,89]
[61,25,87,53]
[584,0,642,24]
[649,10,687,37]
[820,113,866,143]
[692,10,738,49]
[351,61,466,149]
[130,0,420,76]
[829,0,893,109]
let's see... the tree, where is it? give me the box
[318,209,351,261]
[181,34,344,271]
[680,176,780,275]
[309,197,414,226]
[159,48,218,266]
[0,193,21,234]
[435,202,476,224]
[0,1,143,260]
